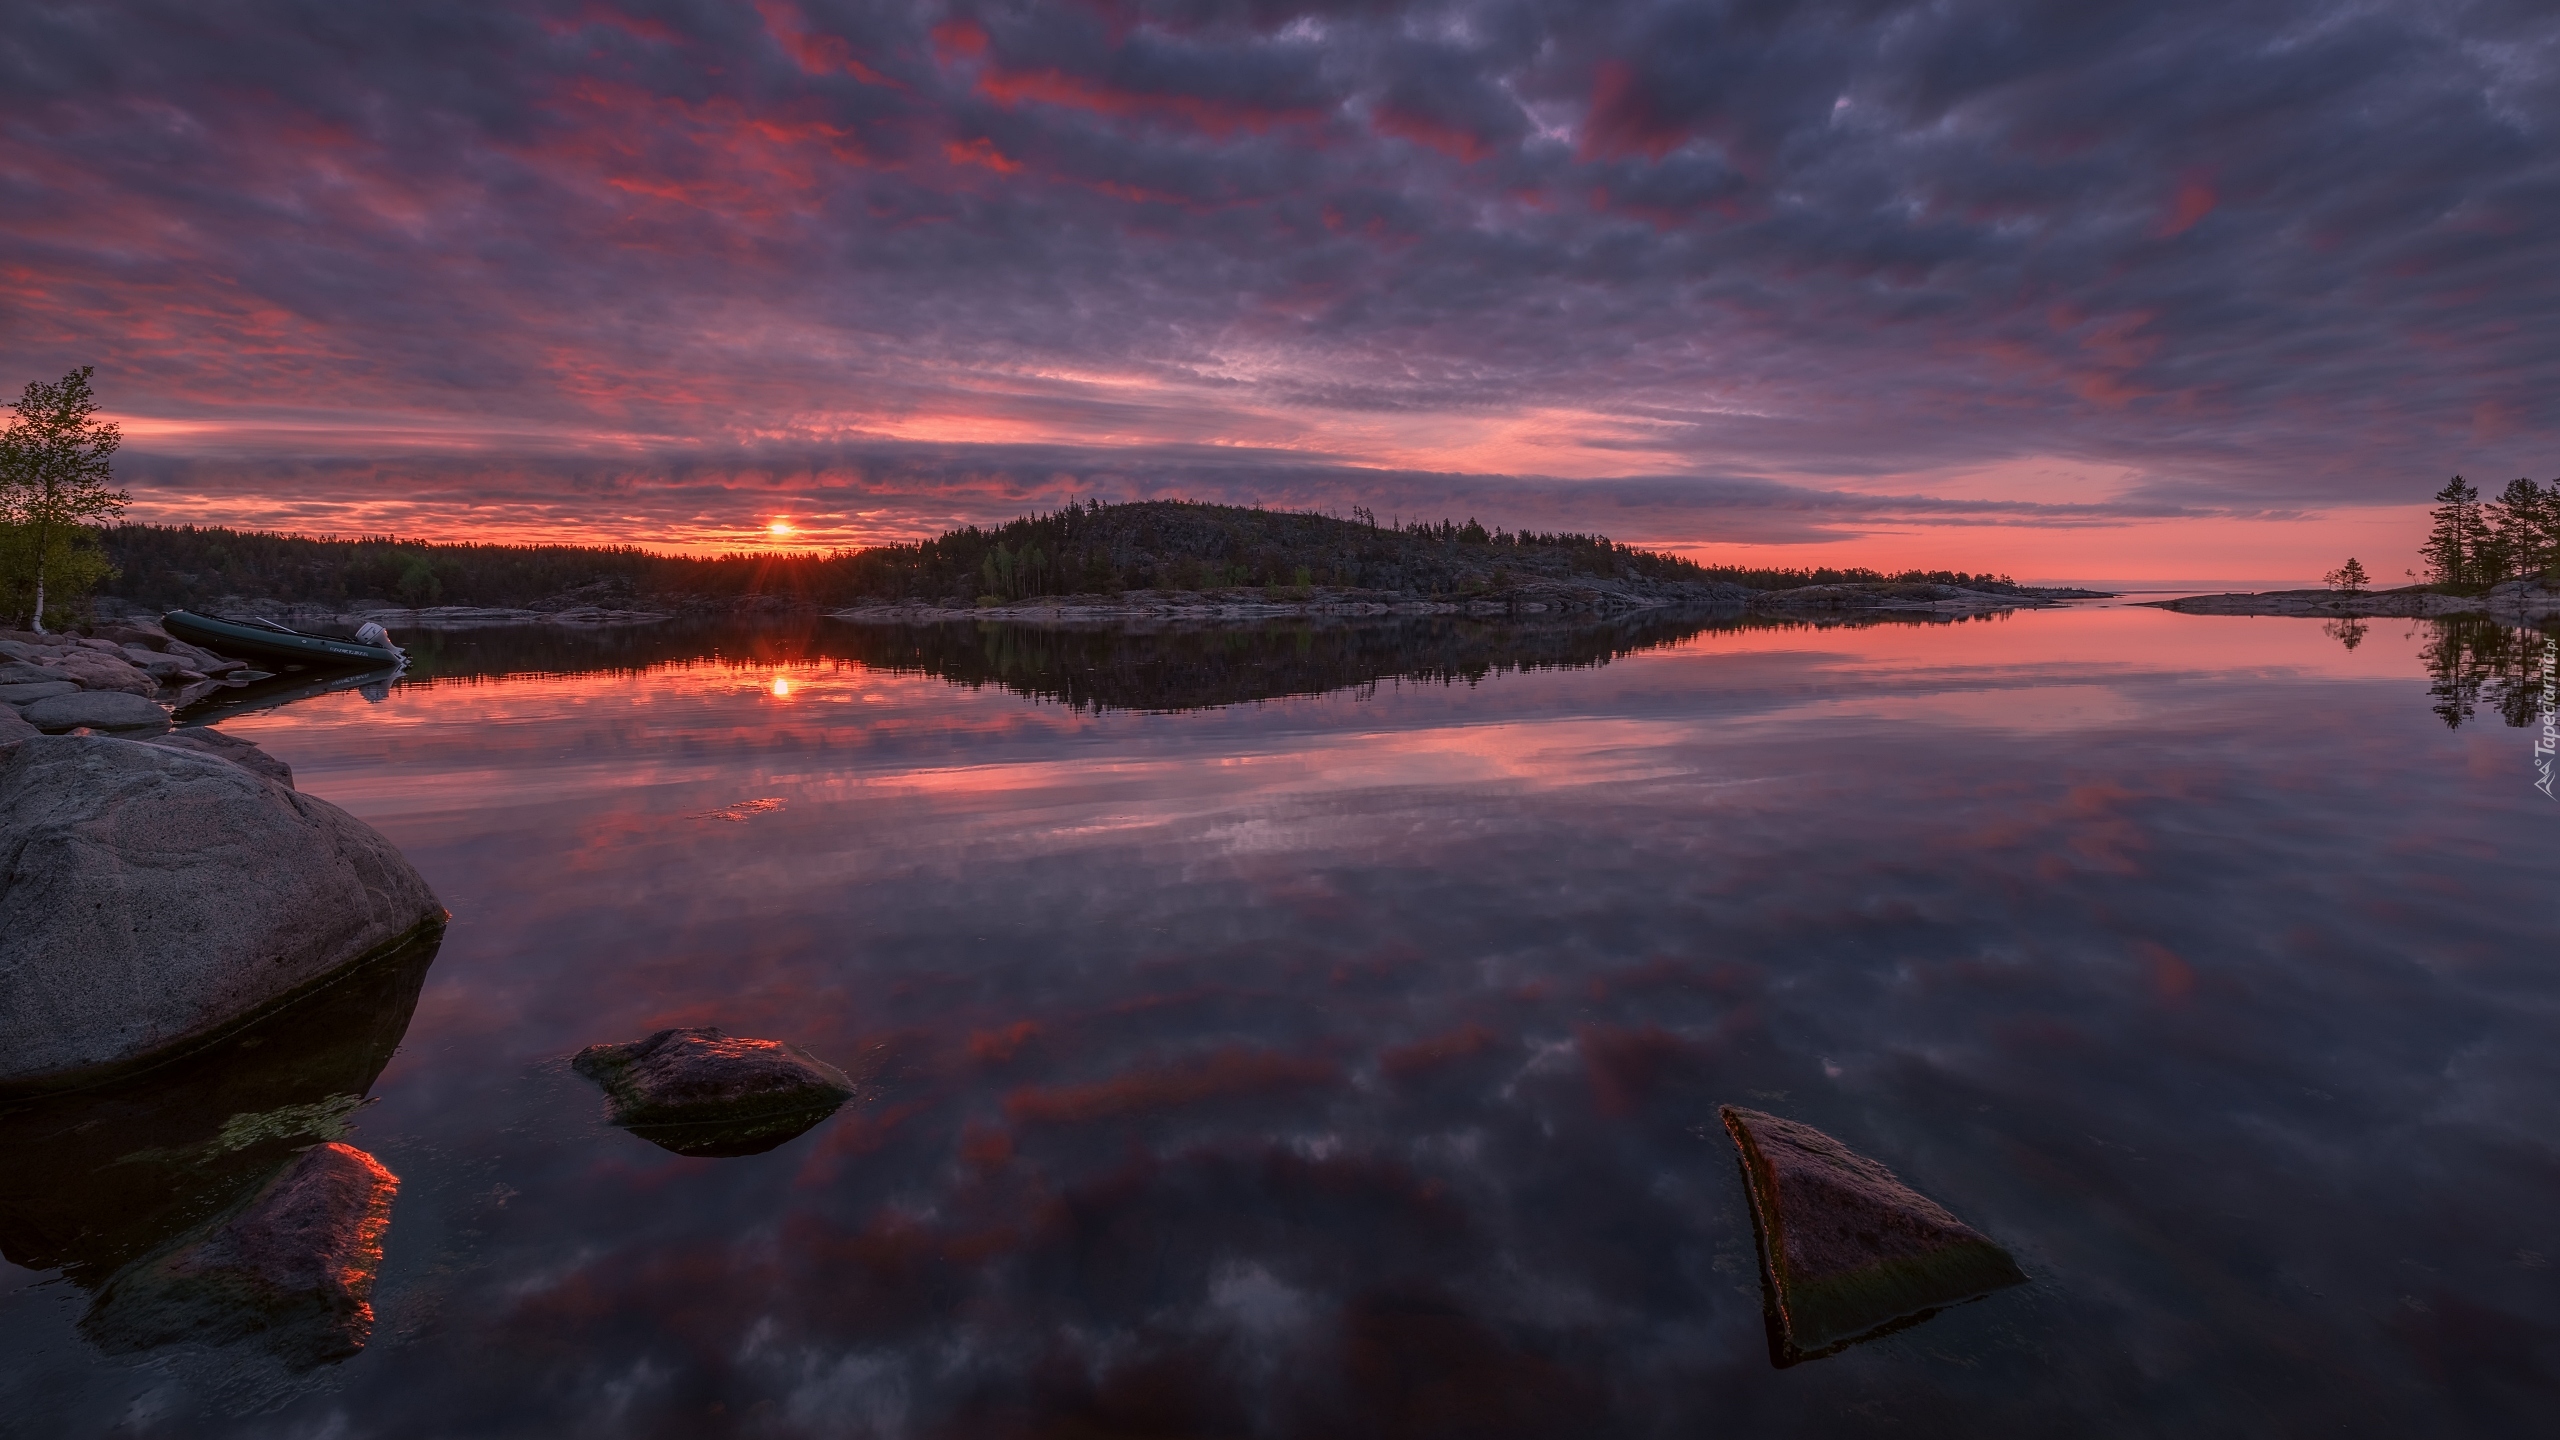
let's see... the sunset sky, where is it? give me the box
[6,1,2554,580]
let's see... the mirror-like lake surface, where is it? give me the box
[7,606,2556,1436]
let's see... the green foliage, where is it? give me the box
[0,366,128,629]
[0,521,113,629]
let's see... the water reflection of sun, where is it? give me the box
[771,676,792,698]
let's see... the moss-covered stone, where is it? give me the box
[572,1027,853,1157]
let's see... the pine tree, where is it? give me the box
[2323,557,2369,594]
[0,367,127,633]
[2486,477,2554,584]
[2419,476,2484,587]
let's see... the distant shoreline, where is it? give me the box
[99,577,2113,633]
[2143,579,2560,621]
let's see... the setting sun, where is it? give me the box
[767,518,795,539]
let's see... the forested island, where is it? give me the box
[2151,475,2560,620]
[87,500,2095,625]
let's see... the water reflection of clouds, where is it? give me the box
[14,611,2545,1433]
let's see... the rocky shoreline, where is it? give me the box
[1,619,269,740]
[2143,577,2560,621]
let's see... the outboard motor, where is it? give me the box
[354,621,403,658]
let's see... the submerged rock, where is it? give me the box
[19,688,170,733]
[1720,1106,2027,1365]
[0,925,438,1284]
[573,1026,854,1157]
[82,1141,399,1369]
[0,735,444,1091]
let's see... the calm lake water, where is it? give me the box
[6,604,2556,1437]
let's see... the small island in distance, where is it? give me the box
[92,499,2110,630]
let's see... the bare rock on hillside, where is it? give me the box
[1720,1106,2028,1366]
[573,1026,855,1157]
[0,736,443,1091]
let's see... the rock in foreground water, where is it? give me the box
[573,1027,854,1157]
[0,736,444,1091]
[82,1142,399,1369]
[1720,1106,2027,1365]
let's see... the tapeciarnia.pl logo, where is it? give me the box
[2535,635,2556,801]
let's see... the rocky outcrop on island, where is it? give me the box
[2147,577,2560,621]
[1720,1106,2028,1366]
[81,1141,400,1369]
[0,734,445,1092]
[573,1026,855,1157]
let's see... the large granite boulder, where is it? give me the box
[0,736,444,1092]
[573,1027,855,1157]
[82,1142,400,1369]
[144,727,295,788]
[19,688,169,734]
[1720,1106,2027,1365]
[0,707,33,746]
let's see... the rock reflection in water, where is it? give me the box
[0,927,436,1368]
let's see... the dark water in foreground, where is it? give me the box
[6,607,2556,1437]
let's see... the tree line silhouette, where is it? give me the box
[97,500,2035,613]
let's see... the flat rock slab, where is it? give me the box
[0,662,74,685]
[574,1027,854,1157]
[0,680,79,704]
[82,1141,398,1368]
[1721,1106,2027,1365]
[0,736,444,1090]
[19,689,170,734]
[47,653,157,696]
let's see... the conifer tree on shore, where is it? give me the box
[2483,477,2556,583]
[2420,476,2484,587]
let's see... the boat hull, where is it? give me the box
[163,611,404,669]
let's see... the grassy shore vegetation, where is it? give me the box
[98,500,2038,613]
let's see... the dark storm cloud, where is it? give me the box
[3,0,2554,537]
